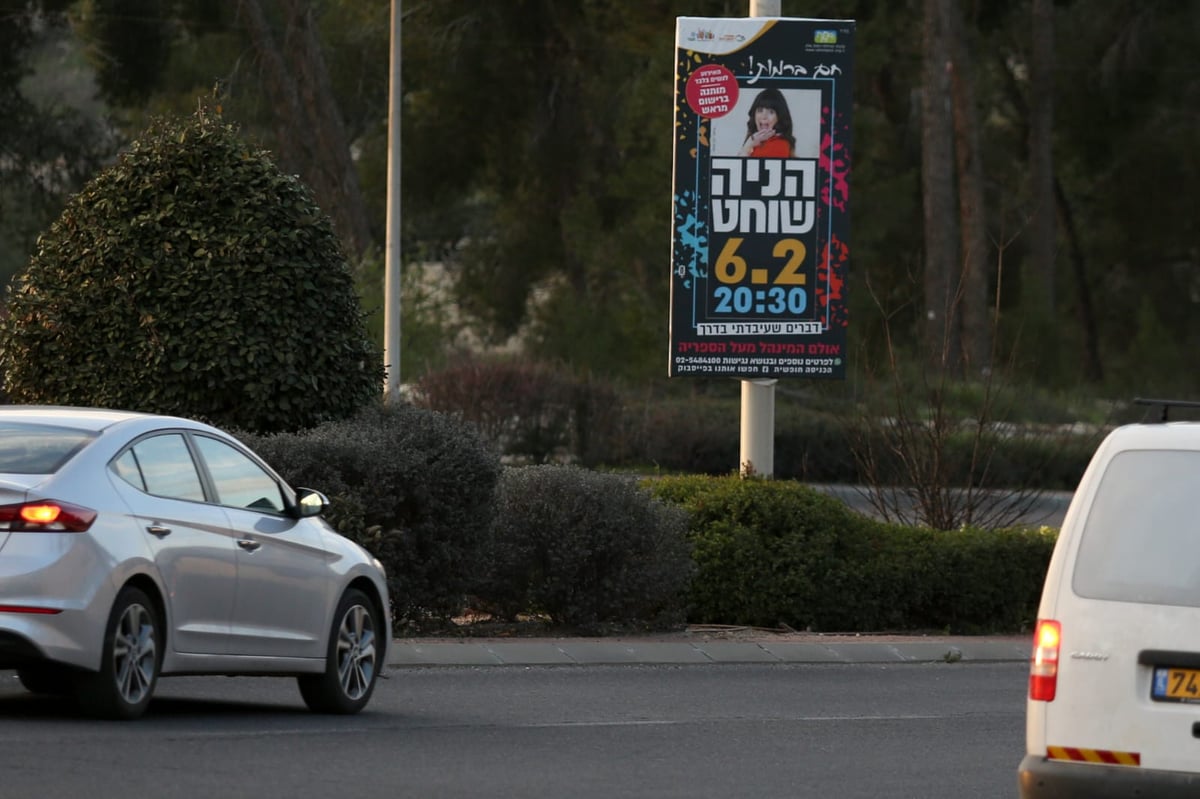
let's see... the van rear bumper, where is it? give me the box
[1019,754,1200,797]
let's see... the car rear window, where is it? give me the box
[1074,449,1200,608]
[0,423,97,474]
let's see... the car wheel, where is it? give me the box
[75,586,161,720]
[298,588,380,714]
[17,664,75,696]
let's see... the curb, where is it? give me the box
[386,636,1031,668]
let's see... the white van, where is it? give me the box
[1020,400,1200,797]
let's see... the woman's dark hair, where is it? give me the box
[743,87,796,155]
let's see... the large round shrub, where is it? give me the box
[239,401,501,631]
[0,110,380,432]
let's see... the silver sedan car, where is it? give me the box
[0,406,389,719]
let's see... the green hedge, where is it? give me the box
[483,465,694,630]
[648,475,1056,633]
[240,409,1056,634]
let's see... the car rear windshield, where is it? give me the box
[0,423,98,474]
[1074,449,1200,608]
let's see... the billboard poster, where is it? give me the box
[669,17,854,379]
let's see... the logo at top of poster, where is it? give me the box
[814,30,838,44]
[686,28,746,44]
[684,64,738,119]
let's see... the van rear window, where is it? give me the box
[1074,449,1200,608]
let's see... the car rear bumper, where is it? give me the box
[0,630,49,668]
[1019,754,1200,797]
[0,609,102,671]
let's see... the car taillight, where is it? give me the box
[0,500,97,532]
[1029,619,1061,701]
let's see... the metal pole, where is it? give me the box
[741,378,776,477]
[741,0,779,477]
[383,0,402,398]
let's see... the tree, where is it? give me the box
[992,0,1101,382]
[920,0,961,372]
[0,109,382,432]
[51,0,1200,397]
[0,0,115,285]
[917,0,993,376]
[74,0,375,260]
[1049,0,1200,392]
[235,0,373,259]
[1028,0,1056,316]
[400,1,737,378]
[944,0,992,373]
[74,0,172,104]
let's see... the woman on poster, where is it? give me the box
[738,87,796,158]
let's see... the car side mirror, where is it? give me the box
[293,488,330,518]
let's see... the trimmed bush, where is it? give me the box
[239,402,500,630]
[647,475,873,629]
[904,525,1058,633]
[0,109,380,432]
[483,465,694,630]
[649,475,1055,633]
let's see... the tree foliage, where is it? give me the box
[0,109,381,432]
[74,0,173,105]
[74,0,377,259]
[0,1,115,286]
[400,0,741,378]
[10,0,1200,395]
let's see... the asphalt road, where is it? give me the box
[0,661,1027,799]
[817,484,1073,528]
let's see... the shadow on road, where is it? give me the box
[0,690,310,721]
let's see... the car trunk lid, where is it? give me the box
[0,475,42,552]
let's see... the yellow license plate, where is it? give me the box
[1152,667,1200,702]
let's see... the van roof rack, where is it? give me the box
[1133,397,1200,422]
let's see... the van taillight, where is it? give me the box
[1030,619,1061,701]
[0,500,96,532]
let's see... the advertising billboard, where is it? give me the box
[669,17,854,379]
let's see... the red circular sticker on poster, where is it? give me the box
[685,64,738,119]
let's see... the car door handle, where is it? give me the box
[237,538,262,552]
[146,525,171,538]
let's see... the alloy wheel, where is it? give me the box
[335,604,376,701]
[112,603,157,706]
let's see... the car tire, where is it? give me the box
[17,664,74,696]
[298,588,381,714]
[75,586,161,720]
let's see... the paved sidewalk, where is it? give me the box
[387,631,1032,668]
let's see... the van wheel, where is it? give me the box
[75,587,161,719]
[298,588,380,714]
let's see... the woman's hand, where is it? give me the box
[740,128,777,155]
[750,128,777,145]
